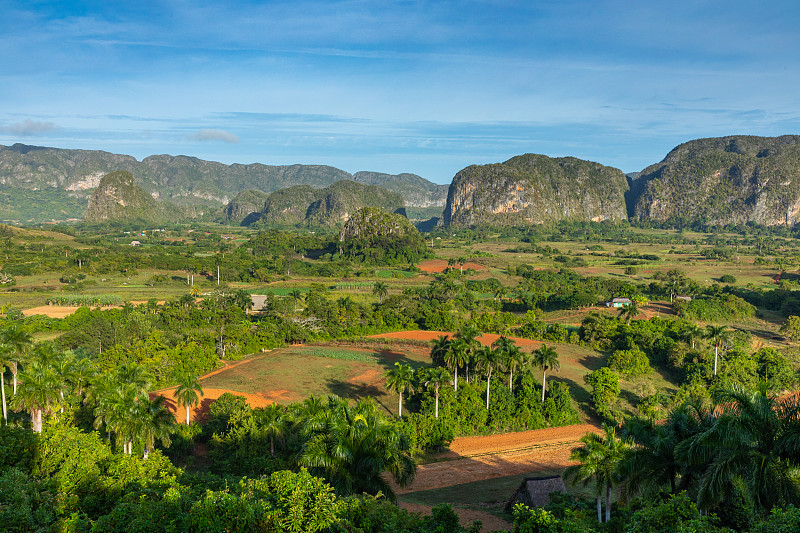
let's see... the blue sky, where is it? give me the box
[1,1,799,184]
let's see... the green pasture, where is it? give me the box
[200,344,432,417]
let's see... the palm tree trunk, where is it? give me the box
[541,370,547,402]
[186,405,191,426]
[144,442,150,459]
[32,409,42,433]
[714,345,719,376]
[270,438,275,457]
[435,389,439,419]
[1,369,6,422]
[596,495,602,523]
[605,483,611,523]
[509,368,513,391]
[398,392,403,418]
[485,368,492,410]
[454,368,458,392]
[11,363,17,395]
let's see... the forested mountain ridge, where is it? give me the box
[227,180,407,227]
[0,143,444,214]
[441,154,629,227]
[629,135,800,226]
[82,171,185,224]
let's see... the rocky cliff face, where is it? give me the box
[630,136,800,225]
[441,154,628,227]
[83,171,172,223]
[224,190,271,224]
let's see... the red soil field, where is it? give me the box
[370,330,542,350]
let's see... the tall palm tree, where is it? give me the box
[384,362,414,418]
[531,344,560,402]
[678,386,800,513]
[420,367,451,419]
[705,324,729,376]
[0,342,9,422]
[257,403,286,456]
[288,289,303,314]
[1,326,33,395]
[474,345,498,410]
[492,336,523,392]
[115,363,154,395]
[455,324,481,383]
[563,423,629,523]
[681,323,704,349]
[429,334,451,368]
[372,281,389,304]
[12,361,61,433]
[174,373,204,425]
[134,395,175,459]
[444,337,468,392]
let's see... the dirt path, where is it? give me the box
[418,260,488,273]
[396,423,599,494]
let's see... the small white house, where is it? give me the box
[608,297,632,308]
[130,240,141,246]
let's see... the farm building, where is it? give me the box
[607,297,631,308]
[675,295,692,302]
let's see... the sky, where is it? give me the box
[1,1,799,184]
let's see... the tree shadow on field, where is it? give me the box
[374,350,428,371]
[325,378,392,413]
[577,352,607,371]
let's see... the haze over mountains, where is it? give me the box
[2,135,800,227]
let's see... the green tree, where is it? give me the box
[257,403,286,456]
[429,334,451,368]
[584,367,620,414]
[618,301,641,325]
[444,337,468,392]
[563,423,629,523]
[0,343,8,422]
[0,326,33,395]
[455,324,481,383]
[531,344,560,402]
[299,398,416,501]
[288,289,304,314]
[372,281,389,303]
[133,394,175,459]
[705,324,729,377]
[174,373,204,425]
[492,336,524,392]
[12,361,60,433]
[681,323,704,349]
[779,315,800,342]
[384,362,415,418]
[678,386,800,513]
[474,345,500,410]
[420,366,451,419]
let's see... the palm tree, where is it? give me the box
[288,289,303,314]
[420,367,451,419]
[12,361,61,433]
[115,363,154,395]
[257,403,286,456]
[444,337,468,392]
[705,324,729,376]
[0,342,9,422]
[455,324,481,383]
[492,336,523,392]
[563,423,629,523]
[429,334,451,368]
[678,386,800,513]
[617,302,641,325]
[298,397,416,501]
[372,281,389,304]
[384,362,415,418]
[134,395,175,459]
[475,345,501,410]
[531,344,560,402]
[681,323,704,349]
[174,373,204,425]
[1,326,33,395]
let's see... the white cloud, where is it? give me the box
[3,119,59,135]
[187,129,239,143]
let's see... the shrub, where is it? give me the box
[608,349,652,377]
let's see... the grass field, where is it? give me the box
[200,344,432,416]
